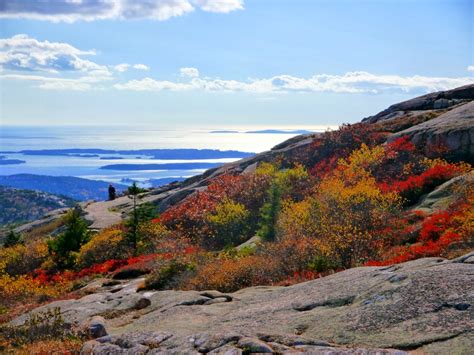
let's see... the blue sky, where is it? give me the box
[0,0,473,127]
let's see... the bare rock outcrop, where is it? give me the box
[364,84,474,123]
[390,101,474,161]
[13,254,474,354]
[412,171,474,214]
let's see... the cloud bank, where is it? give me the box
[0,0,245,22]
[114,71,474,95]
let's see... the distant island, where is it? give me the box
[68,154,99,158]
[17,148,254,160]
[245,129,314,134]
[209,130,240,133]
[100,162,222,171]
[100,156,124,160]
[0,156,26,165]
[210,129,315,134]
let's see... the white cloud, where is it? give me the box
[468,65,474,72]
[114,70,474,94]
[180,67,199,78]
[114,77,193,91]
[114,63,150,72]
[133,64,150,71]
[0,0,244,22]
[194,0,244,13]
[0,34,111,77]
[114,63,130,72]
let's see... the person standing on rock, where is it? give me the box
[108,184,116,201]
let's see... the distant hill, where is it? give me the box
[0,174,127,201]
[0,186,76,226]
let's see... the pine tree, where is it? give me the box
[126,182,146,251]
[4,230,21,248]
[48,206,89,268]
[256,182,281,241]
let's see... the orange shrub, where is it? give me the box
[185,255,283,292]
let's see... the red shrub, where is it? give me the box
[379,163,463,204]
[310,123,387,165]
[385,136,416,155]
[365,208,466,266]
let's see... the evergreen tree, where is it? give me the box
[256,182,281,241]
[4,230,21,248]
[48,206,89,268]
[126,182,146,251]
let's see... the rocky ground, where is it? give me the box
[12,253,474,354]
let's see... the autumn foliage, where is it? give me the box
[1,124,472,325]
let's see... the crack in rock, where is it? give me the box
[293,295,355,311]
[393,331,467,350]
[433,302,471,312]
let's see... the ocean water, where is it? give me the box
[0,125,335,184]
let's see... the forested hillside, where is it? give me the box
[0,174,126,201]
[0,186,76,226]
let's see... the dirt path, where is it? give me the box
[82,188,183,230]
[83,197,129,229]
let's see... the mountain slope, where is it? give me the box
[0,186,75,226]
[0,174,126,201]
[10,85,474,234]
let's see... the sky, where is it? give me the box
[0,0,473,127]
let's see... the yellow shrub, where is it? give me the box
[77,227,130,267]
[207,198,249,248]
[137,221,172,254]
[0,274,68,307]
[0,240,48,276]
[277,144,402,269]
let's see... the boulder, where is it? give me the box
[237,337,273,353]
[80,316,108,339]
